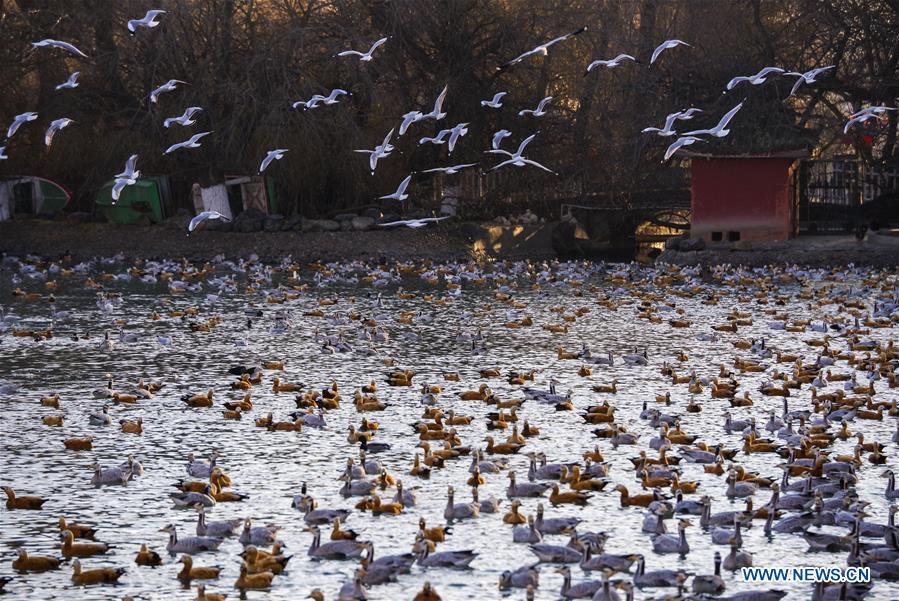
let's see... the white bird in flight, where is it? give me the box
[380,175,412,202]
[421,163,478,175]
[446,123,469,154]
[164,106,203,128]
[55,72,80,91]
[354,128,395,174]
[399,111,424,136]
[320,88,351,105]
[487,133,537,159]
[420,85,448,121]
[188,211,231,233]
[150,80,187,104]
[6,112,38,139]
[642,108,703,136]
[378,216,449,229]
[116,154,140,180]
[44,118,74,148]
[499,27,587,70]
[164,131,212,154]
[683,101,744,137]
[336,37,389,62]
[491,129,512,150]
[487,133,555,174]
[650,39,691,65]
[519,96,553,117]
[663,136,705,161]
[419,129,451,146]
[31,39,88,58]
[480,92,507,108]
[585,53,637,74]
[726,67,784,91]
[111,155,140,202]
[128,9,166,33]
[784,65,835,96]
[843,107,898,134]
[259,149,289,173]
[0,146,7,160]
[292,95,325,110]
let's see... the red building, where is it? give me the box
[687,150,807,243]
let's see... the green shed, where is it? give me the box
[95,176,173,224]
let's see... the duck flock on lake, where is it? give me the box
[2,254,899,600]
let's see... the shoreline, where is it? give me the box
[3,219,899,267]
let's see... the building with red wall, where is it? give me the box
[687,150,807,242]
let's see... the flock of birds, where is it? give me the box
[3,11,898,231]
[2,253,899,601]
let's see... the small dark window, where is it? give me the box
[711,231,722,241]
[727,231,740,241]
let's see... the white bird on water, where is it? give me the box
[44,118,74,148]
[164,106,203,128]
[420,85,448,121]
[164,131,212,155]
[491,129,512,150]
[519,96,553,117]
[150,80,188,104]
[259,149,289,173]
[663,136,705,161]
[6,112,38,140]
[336,37,389,62]
[128,9,166,33]
[481,92,507,108]
[784,65,834,96]
[55,72,80,91]
[32,39,88,58]
[421,163,478,175]
[585,53,637,74]
[188,211,231,233]
[683,101,744,137]
[378,216,449,229]
[499,27,587,70]
[380,175,412,202]
[650,39,691,65]
[725,67,784,91]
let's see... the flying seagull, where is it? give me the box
[663,136,705,161]
[31,39,88,58]
[481,92,507,108]
[585,53,637,75]
[519,96,553,118]
[55,72,80,91]
[259,149,289,173]
[320,89,351,105]
[378,216,449,229]
[843,107,899,134]
[111,155,140,202]
[726,67,784,91]
[446,123,469,154]
[44,118,74,148]
[380,175,412,202]
[0,146,7,161]
[116,154,139,180]
[292,95,325,110]
[673,108,703,121]
[491,129,512,150]
[336,37,389,61]
[164,131,212,154]
[150,80,187,104]
[650,39,691,66]
[683,101,744,137]
[784,65,835,97]
[399,111,424,136]
[499,27,587,71]
[487,133,537,159]
[487,133,555,173]
[128,9,166,33]
[354,128,395,174]
[420,86,449,121]
[419,130,451,146]
[641,113,680,137]
[164,106,203,128]
[6,112,38,139]
[188,211,230,233]
[420,163,478,175]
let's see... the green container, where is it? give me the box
[96,177,167,224]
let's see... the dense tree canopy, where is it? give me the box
[0,0,897,216]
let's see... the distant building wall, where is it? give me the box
[691,157,797,242]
